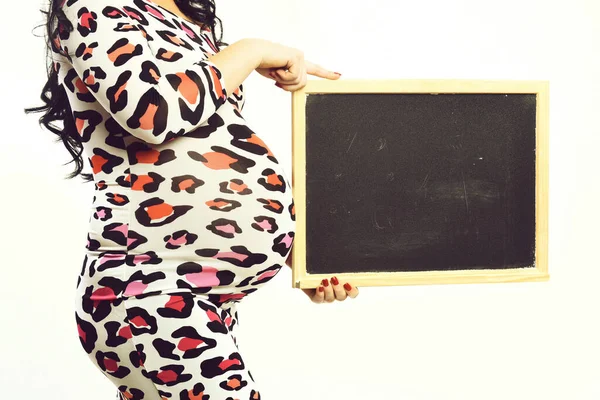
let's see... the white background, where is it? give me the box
[1,0,599,399]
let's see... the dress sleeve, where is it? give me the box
[58,1,229,145]
[238,84,246,112]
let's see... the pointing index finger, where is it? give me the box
[306,60,341,80]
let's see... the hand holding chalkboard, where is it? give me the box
[286,249,360,303]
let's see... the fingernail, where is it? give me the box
[318,286,324,292]
[322,278,329,287]
[344,283,352,291]
[275,82,282,88]
[334,72,342,76]
[331,276,339,285]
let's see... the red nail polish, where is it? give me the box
[334,72,342,76]
[322,278,329,287]
[344,283,352,291]
[318,286,324,292]
[331,276,339,285]
[275,82,282,88]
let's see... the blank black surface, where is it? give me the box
[304,93,537,273]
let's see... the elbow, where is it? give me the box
[121,106,172,145]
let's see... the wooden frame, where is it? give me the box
[289,79,549,288]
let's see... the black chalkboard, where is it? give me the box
[304,93,537,274]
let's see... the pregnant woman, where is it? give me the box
[25,0,359,398]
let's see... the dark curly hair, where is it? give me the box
[24,0,227,183]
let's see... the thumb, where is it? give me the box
[310,285,325,303]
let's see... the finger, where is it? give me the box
[269,69,285,81]
[305,60,341,80]
[275,55,307,84]
[272,62,297,83]
[272,68,302,86]
[342,282,359,299]
[312,285,325,303]
[330,276,347,301]
[276,70,307,92]
[321,278,335,303]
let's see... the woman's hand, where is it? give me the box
[253,39,341,92]
[285,251,359,304]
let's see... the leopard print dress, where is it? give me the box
[52,0,295,398]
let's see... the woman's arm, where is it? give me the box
[206,39,262,100]
[57,0,260,145]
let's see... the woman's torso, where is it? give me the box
[52,0,296,305]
